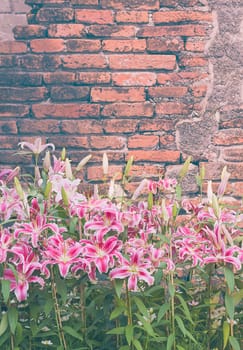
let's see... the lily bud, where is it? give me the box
[65,158,73,179]
[43,151,51,172]
[76,154,92,171]
[102,153,109,176]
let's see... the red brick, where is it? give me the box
[91,87,145,102]
[0,151,30,165]
[18,120,60,134]
[220,118,243,129]
[201,162,243,181]
[139,118,175,132]
[17,55,61,70]
[109,54,176,70]
[62,54,107,69]
[0,105,29,118]
[88,25,136,37]
[128,164,164,178]
[221,147,243,162]
[62,120,103,134]
[51,86,90,101]
[137,25,207,37]
[128,135,159,149]
[0,56,15,68]
[48,136,89,149]
[0,136,20,149]
[0,41,27,54]
[90,136,126,149]
[127,150,180,162]
[36,8,74,23]
[115,11,149,23]
[0,87,48,102]
[157,71,208,84]
[112,72,156,86]
[103,119,138,133]
[185,40,206,52]
[71,0,98,4]
[0,73,42,86]
[156,102,189,115]
[30,39,65,53]
[103,39,146,52]
[179,56,207,67]
[159,134,175,146]
[147,38,184,52]
[66,39,101,52]
[101,102,154,117]
[213,129,243,146]
[13,25,47,39]
[191,84,207,97]
[32,103,100,118]
[148,86,188,98]
[75,10,114,24]
[100,0,159,10]
[87,165,123,181]
[153,11,212,24]
[48,24,85,37]
[0,121,17,134]
[76,72,111,84]
[43,72,76,84]
[26,0,69,3]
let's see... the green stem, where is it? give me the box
[50,266,67,350]
[170,272,176,350]
[125,281,132,326]
[80,282,86,337]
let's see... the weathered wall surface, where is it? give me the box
[0,0,242,198]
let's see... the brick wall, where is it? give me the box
[0,0,242,198]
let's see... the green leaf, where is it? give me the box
[110,305,126,320]
[8,306,18,334]
[175,315,186,336]
[232,289,243,306]
[1,279,10,303]
[132,338,143,350]
[63,326,83,341]
[224,267,235,293]
[125,324,133,345]
[158,303,170,322]
[177,346,186,350]
[223,321,230,349]
[168,282,175,298]
[133,296,148,318]
[166,333,175,350]
[123,156,133,181]
[136,314,156,337]
[15,323,23,346]
[0,313,8,336]
[119,346,130,350]
[113,279,124,298]
[225,293,235,320]
[56,277,67,304]
[176,293,193,324]
[107,327,125,335]
[229,336,241,350]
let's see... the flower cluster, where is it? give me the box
[0,138,242,305]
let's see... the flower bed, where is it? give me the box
[0,139,242,350]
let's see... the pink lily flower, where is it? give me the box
[4,244,44,302]
[81,235,123,274]
[14,214,64,248]
[18,138,55,155]
[42,234,83,278]
[110,251,154,291]
[84,206,124,242]
[0,228,13,263]
[203,244,242,271]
